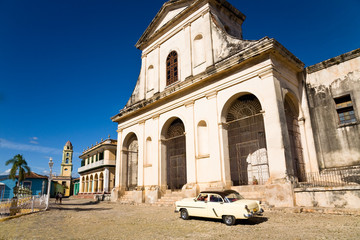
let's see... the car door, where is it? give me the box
[206,194,224,219]
[190,193,208,217]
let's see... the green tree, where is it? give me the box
[5,154,31,187]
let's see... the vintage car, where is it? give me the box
[175,190,264,226]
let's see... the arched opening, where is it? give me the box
[284,95,306,182]
[197,120,209,156]
[94,174,98,193]
[123,134,138,190]
[99,172,104,192]
[193,34,205,66]
[90,175,94,193]
[146,137,152,166]
[85,176,89,193]
[147,65,154,92]
[162,118,187,190]
[166,51,178,86]
[225,94,269,186]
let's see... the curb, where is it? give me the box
[264,206,360,216]
[0,210,45,222]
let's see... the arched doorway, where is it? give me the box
[225,94,269,185]
[99,172,104,192]
[85,176,89,193]
[123,134,138,190]
[163,118,187,190]
[284,95,306,182]
[94,174,98,193]
[90,175,94,193]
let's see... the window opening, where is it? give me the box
[334,95,356,125]
[166,51,178,86]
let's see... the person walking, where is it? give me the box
[55,192,59,204]
[59,192,63,204]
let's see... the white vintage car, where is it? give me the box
[175,190,264,226]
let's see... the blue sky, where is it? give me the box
[1,0,359,177]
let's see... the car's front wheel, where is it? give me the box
[223,215,236,226]
[180,209,189,220]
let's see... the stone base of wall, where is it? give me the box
[294,186,360,209]
[232,182,295,207]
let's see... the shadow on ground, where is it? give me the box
[186,216,268,225]
[50,200,111,212]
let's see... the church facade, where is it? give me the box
[111,0,360,207]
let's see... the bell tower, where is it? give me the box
[61,141,73,177]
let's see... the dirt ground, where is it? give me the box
[1,198,360,240]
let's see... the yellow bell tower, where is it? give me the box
[61,141,73,177]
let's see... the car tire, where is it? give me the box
[223,215,236,226]
[180,209,189,220]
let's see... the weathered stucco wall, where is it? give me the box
[295,186,360,209]
[306,49,360,169]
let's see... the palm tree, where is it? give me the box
[5,154,31,187]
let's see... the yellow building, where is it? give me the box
[78,138,117,196]
[53,141,73,197]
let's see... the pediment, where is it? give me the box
[136,0,194,49]
[154,6,188,32]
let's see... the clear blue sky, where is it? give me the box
[1,0,359,177]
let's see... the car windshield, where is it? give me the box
[224,192,244,203]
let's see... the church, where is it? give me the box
[109,0,359,208]
[53,141,73,197]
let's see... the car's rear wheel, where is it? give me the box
[180,209,189,220]
[223,215,236,226]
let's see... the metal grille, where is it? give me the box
[285,100,306,182]
[165,119,186,190]
[227,95,269,186]
[296,166,360,188]
[125,136,138,190]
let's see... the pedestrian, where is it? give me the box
[59,192,63,204]
[55,192,59,204]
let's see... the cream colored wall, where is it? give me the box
[115,53,313,193]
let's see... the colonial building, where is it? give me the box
[53,141,73,197]
[111,0,360,208]
[78,138,117,196]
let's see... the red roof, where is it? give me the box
[16,172,48,179]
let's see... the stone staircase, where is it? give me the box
[118,191,135,204]
[153,190,184,206]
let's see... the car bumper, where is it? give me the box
[244,208,264,218]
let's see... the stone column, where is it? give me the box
[79,178,83,194]
[259,70,291,181]
[184,100,196,184]
[104,167,109,193]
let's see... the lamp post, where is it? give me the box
[46,157,54,210]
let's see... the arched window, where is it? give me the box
[66,158,69,164]
[166,51,178,86]
[197,121,209,156]
[146,137,152,166]
[193,34,205,66]
[147,65,154,91]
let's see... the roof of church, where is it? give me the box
[65,141,72,147]
[135,0,246,50]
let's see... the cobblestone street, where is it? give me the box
[1,198,360,239]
